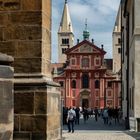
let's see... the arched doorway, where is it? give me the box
[82,99,89,108]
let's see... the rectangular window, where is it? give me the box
[118,48,121,54]
[82,58,89,67]
[94,58,100,66]
[108,81,112,88]
[95,80,100,89]
[62,39,64,44]
[67,39,69,44]
[71,59,76,65]
[62,38,69,45]
[108,90,112,97]
[118,38,121,44]
[62,48,67,54]
[96,59,99,65]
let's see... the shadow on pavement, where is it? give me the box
[63,117,125,131]
[125,131,140,140]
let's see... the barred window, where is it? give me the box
[82,74,89,88]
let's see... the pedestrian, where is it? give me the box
[75,107,80,125]
[83,107,88,123]
[114,106,119,124]
[108,107,113,125]
[63,107,68,125]
[103,108,108,124]
[67,107,76,133]
[94,107,99,122]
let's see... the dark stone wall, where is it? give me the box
[0,0,61,139]
[14,83,61,140]
[0,0,51,75]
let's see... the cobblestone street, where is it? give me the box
[62,117,140,140]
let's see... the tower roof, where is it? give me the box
[83,19,90,40]
[59,0,73,33]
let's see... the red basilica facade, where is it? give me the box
[52,0,121,109]
[52,39,121,109]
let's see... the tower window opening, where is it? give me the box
[62,48,67,53]
[62,38,69,45]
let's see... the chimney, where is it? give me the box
[77,39,79,44]
[91,39,94,44]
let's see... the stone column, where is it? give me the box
[0,0,61,139]
[0,53,14,140]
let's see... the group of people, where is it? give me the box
[63,106,122,133]
[102,107,122,125]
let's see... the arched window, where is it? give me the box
[95,80,100,89]
[72,80,76,88]
[82,74,89,88]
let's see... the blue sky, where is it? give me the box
[51,0,121,63]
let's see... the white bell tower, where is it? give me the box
[58,0,74,63]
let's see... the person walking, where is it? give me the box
[75,107,80,125]
[83,107,88,123]
[63,107,68,125]
[108,107,113,125]
[94,107,99,122]
[114,106,119,124]
[67,107,76,133]
[103,108,108,124]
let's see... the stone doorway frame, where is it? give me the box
[80,89,90,108]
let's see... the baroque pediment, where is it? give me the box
[71,44,100,53]
[65,40,106,55]
[80,45,92,52]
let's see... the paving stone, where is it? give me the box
[62,117,140,140]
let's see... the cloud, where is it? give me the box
[98,0,120,12]
[69,2,105,26]
[51,0,120,62]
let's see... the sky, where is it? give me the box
[51,0,121,63]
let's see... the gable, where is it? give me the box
[65,40,106,55]
[80,45,92,52]
[71,44,100,54]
